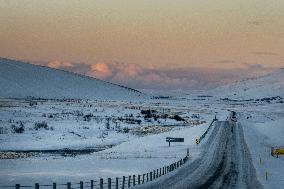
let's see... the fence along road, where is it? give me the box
[134,120,263,189]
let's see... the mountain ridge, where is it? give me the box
[0,58,144,100]
[208,68,284,99]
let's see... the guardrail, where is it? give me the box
[196,118,217,144]
[0,152,189,189]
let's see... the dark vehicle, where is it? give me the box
[231,111,237,122]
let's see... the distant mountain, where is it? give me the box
[0,58,144,100]
[208,69,284,99]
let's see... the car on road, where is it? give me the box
[231,111,237,122]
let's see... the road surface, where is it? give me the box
[135,119,262,189]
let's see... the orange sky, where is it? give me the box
[0,0,283,71]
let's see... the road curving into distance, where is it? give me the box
[134,117,263,189]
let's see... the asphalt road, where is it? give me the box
[135,119,263,189]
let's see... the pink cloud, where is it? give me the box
[48,60,73,69]
[88,62,112,79]
[43,60,270,90]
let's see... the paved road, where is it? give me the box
[135,119,262,189]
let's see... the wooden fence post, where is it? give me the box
[90,180,94,189]
[122,176,125,189]
[15,184,20,189]
[108,178,111,189]
[160,168,162,177]
[35,183,39,189]
[138,175,141,185]
[80,181,83,189]
[153,170,156,179]
[53,183,56,189]
[67,182,71,189]
[142,174,145,183]
[116,178,119,189]
[133,175,136,186]
[100,178,103,189]
[187,148,189,157]
[147,173,149,182]
[150,172,153,181]
[128,176,131,188]
[156,169,159,178]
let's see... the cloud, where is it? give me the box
[88,63,112,79]
[47,60,73,68]
[248,20,264,26]
[44,60,270,91]
[211,60,235,64]
[251,51,279,56]
[241,62,264,70]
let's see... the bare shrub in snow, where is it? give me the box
[75,110,83,116]
[172,115,185,121]
[123,127,130,133]
[0,127,8,134]
[11,122,25,133]
[105,118,111,129]
[83,113,93,121]
[34,121,49,130]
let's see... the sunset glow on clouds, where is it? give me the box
[44,60,271,90]
[47,60,73,69]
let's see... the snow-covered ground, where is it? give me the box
[0,97,223,186]
[238,104,284,189]
[0,98,213,151]
[0,120,215,185]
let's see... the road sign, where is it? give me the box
[271,147,284,157]
[166,137,184,147]
[195,138,200,144]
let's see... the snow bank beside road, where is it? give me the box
[240,115,284,189]
[254,119,284,146]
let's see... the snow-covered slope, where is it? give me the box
[0,58,144,100]
[208,69,284,99]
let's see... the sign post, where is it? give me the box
[166,137,184,147]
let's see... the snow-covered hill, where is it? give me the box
[0,58,144,100]
[208,69,284,99]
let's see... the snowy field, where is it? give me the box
[0,97,221,186]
